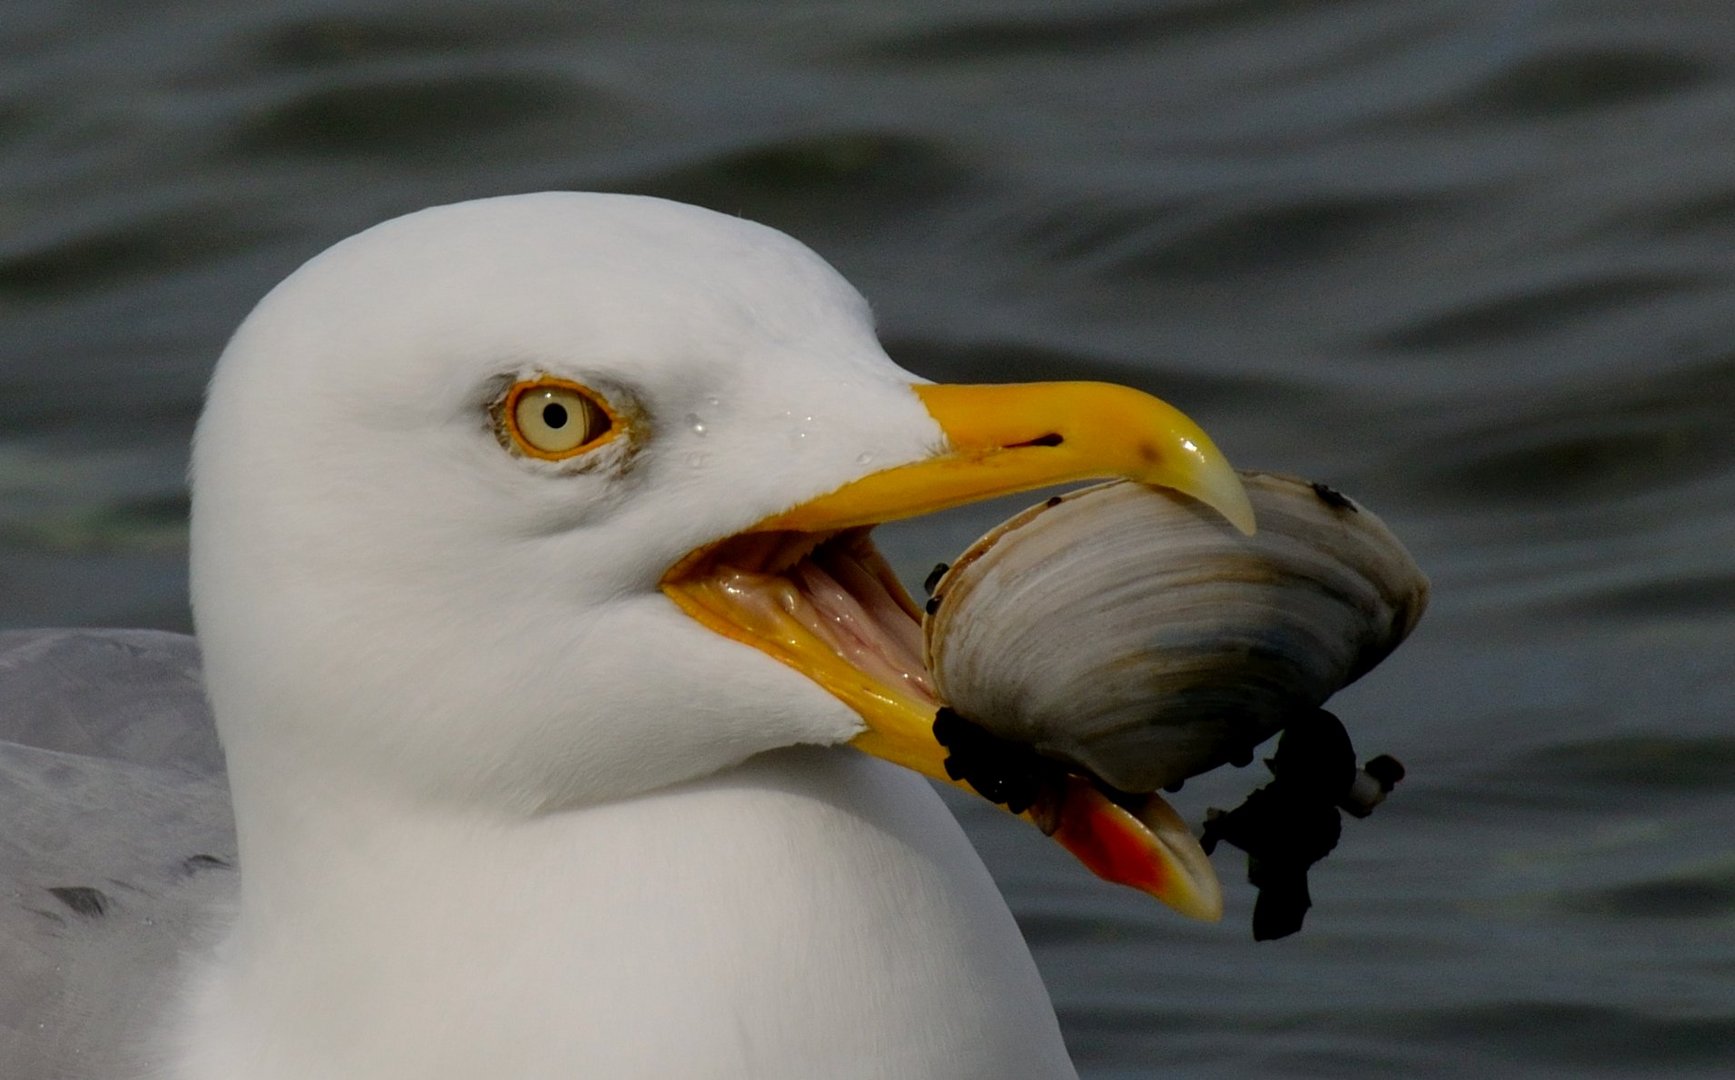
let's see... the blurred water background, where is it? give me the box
[3,1,1733,1075]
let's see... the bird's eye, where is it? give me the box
[502,379,615,459]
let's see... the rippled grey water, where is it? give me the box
[4,1,1733,1075]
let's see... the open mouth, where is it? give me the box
[663,528,938,747]
[662,524,1225,921]
[658,377,1257,919]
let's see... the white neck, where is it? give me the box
[172,747,1077,1080]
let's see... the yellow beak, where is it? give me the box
[761,382,1256,535]
[662,381,1247,922]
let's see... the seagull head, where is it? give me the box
[190,192,1250,917]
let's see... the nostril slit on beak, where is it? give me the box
[1008,433,1064,449]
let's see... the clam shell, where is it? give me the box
[923,473,1428,793]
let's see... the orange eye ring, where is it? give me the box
[499,377,620,460]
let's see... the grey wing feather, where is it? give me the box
[0,629,236,1080]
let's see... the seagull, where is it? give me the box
[4,193,1254,1079]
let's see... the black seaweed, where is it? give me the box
[1201,709,1402,940]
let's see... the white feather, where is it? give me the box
[146,193,1080,1078]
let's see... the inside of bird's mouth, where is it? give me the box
[661,527,938,718]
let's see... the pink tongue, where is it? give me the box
[791,555,934,702]
[816,548,928,675]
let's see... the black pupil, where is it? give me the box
[542,402,569,429]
